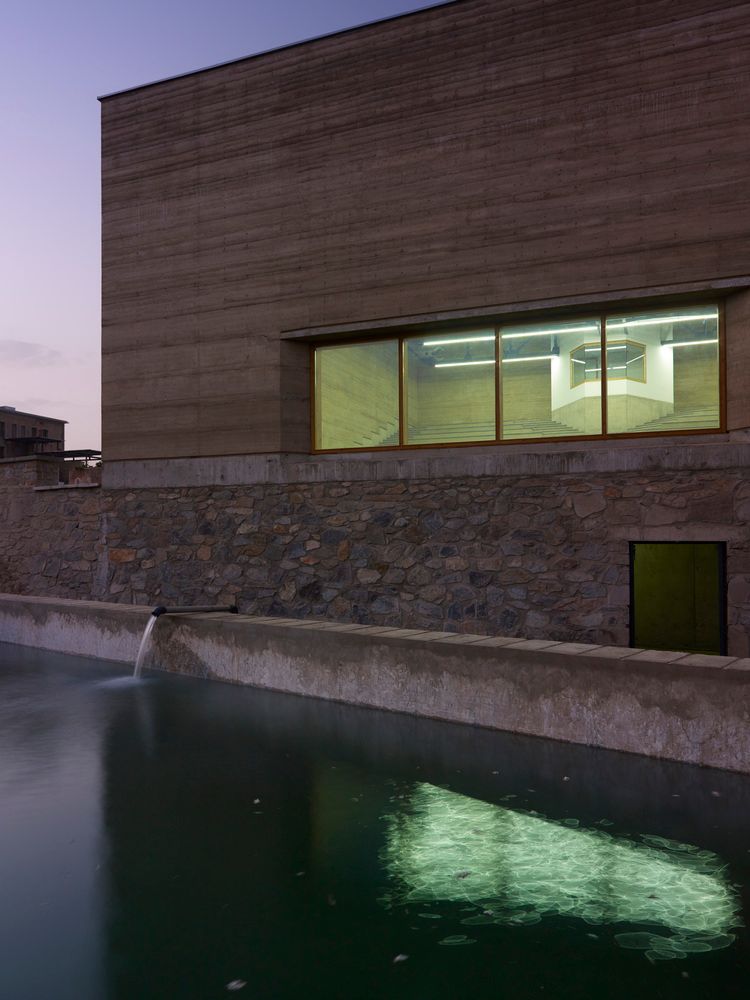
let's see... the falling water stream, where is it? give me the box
[133,614,158,679]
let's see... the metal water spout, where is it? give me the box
[133,605,239,678]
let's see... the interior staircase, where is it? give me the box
[404,416,581,444]
[346,405,719,449]
[627,404,720,435]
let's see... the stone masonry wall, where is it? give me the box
[2,467,750,654]
[0,458,62,487]
[0,487,105,599]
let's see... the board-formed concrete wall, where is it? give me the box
[100,0,750,462]
[2,435,750,654]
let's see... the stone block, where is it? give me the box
[573,493,606,518]
[109,548,136,563]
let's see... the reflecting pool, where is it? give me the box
[2,643,750,999]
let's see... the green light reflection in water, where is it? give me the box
[381,784,742,961]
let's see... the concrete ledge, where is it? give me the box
[1,593,749,773]
[102,435,750,489]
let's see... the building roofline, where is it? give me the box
[0,407,68,425]
[97,0,464,101]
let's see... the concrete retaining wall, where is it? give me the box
[2,593,749,774]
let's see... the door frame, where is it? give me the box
[629,541,728,655]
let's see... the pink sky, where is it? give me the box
[0,0,442,451]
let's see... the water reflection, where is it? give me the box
[382,783,741,960]
[3,647,750,1000]
[0,654,108,1000]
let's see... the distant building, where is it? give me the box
[0,406,66,460]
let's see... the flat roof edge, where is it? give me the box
[0,408,68,424]
[97,0,463,101]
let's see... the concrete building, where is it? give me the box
[89,0,750,654]
[0,406,65,459]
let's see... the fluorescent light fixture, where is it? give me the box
[502,324,598,340]
[664,339,719,348]
[422,335,495,346]
[434,359,495,368]
[609,313,717,329]
[627,354,645,363]
[571,358,586,364]
[502,355,555,363]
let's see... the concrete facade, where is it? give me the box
[2,594,750,773]
[100,0,750,462]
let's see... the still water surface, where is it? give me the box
[1,643,750,999]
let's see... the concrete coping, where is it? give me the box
[238,616,740,671]
[0,594,742,674]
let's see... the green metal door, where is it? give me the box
[630,542,726,655]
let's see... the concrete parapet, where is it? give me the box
[1,593,749,774]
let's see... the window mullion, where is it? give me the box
[601,314,608,436]
[495,325,502,441]
[398,336,405,448]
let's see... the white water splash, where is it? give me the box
[96,676,146,689]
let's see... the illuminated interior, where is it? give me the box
[381,783,740,960]
[312,305,720,449]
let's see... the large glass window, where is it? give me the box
[500,319,602,438]
[605,307,719,435]
[404,331,496,445]
[311,304,721,450]
[314,340,399,450]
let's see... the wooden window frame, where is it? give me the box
[309,304,725,454]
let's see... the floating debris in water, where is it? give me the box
[392,954,409,964]
[461,914,495,926]
[439,935,476,946]
[253,798,261,805]
[226,980,246,991]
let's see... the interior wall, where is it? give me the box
[316,343,398,449]
[501,362,552,426]
[673,347,720,412]
[410,364,495,439]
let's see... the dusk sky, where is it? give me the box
[1,0,442,451]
